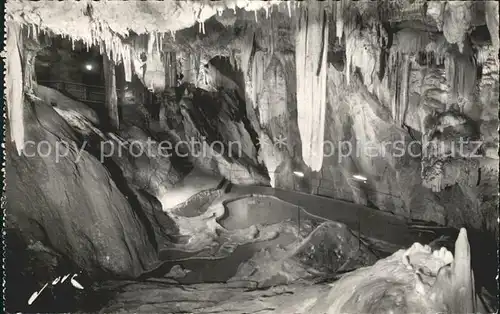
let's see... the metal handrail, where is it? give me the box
[38,80,122,104]
[38,80,107,90]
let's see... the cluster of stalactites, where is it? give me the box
[444,50,477,107]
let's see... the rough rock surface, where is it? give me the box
[36,84,99,124]
[229,221,378,287]
[159,85,269,186]
[5,97,161,278]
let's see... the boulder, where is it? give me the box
[5,97,161,278]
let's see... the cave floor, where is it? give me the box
[159,168,224,210]
[153,178,448,284]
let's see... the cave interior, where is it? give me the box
[3,1,499,313]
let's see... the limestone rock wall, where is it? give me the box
[196,2,499,233]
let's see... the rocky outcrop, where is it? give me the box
[5,96,161,278]
[97,228,485,314]
[229,221,378,287]
[160,85,270,186]
[106,126,184,199]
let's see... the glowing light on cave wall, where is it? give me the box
[295,3,329,172]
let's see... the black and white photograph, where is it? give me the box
[1,0,499,313]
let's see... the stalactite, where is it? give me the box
[295,2,329,172]
[400,54,411,126]
[389,51,402,125]
[251,51,267,109]
[386,50,412,125]
[163,51,177,88]
[123,45,132,82]
[194,51,201,85]
[240,29,254,79]
[335,0,344,42]
[345,29,353,84]
[445,55,457,105]
[5,21,24,155]
[180,52,192,83]
[103,54,119,129]
[147,32,155,57]
[155,33,160,55]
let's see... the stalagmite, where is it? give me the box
[103,54,119,129]
[257,132,282,188]
[295,3,329,172]
[450,228,476,313]
[199,21,206,34]
[5,21,24,155]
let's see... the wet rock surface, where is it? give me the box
[5,98,162,279]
